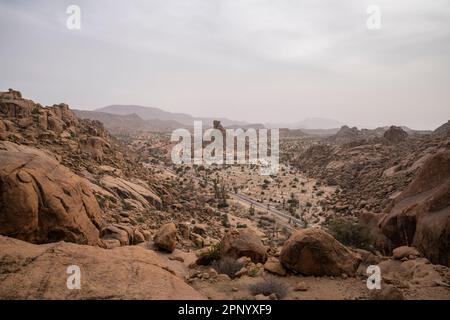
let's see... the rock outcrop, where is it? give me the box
[0,142,104,245]
[434,120,450,136]
[0,235,204,299]
[377,257,447,289]
[100,175,162,209]
[280,228,361,276]
[0,89,80,143]
[327,125,362,144]
[383,126,408,144]
[220,229,268,263]
[380,150,450,266]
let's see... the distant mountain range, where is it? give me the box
[87,104,347,132]
[95,105,250,128]
[77,104,441,135]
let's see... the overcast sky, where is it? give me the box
[0,0,449,129]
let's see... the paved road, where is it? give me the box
[229,193,303,226]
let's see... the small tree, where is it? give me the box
[299,211,308,228]
[212,178,220,199]
[287,192,299,215]
[218,182,229,208]
[248,204,255,216]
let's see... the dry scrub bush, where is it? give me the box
[249,277,288,299]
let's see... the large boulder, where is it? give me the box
[0,235,204,299]
[100,225,130,246]
[220,229,268,263]
[0,142,104,245]
[392,246,420,260]
[263,257,287,276]
[380,150,450,266]
[100,224,147,248]
[153,222,178,252]
[279,228,361,276]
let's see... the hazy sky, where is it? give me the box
[1,0,449,129]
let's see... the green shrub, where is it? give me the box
[248,267,260,277]
[212,257,244,279]
[218,201,229,208]
[136,215,146,224]
[325,217,371,250]
[121,200,133,211]
[107,195,117,203]
[207,243,221,261]
[95,194,106,209]
[221,214,230,227]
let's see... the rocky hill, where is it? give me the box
[434,120,450,136]
[96,104,249,127]
[294,124,450,214]
[326,125,431,145]
[326,125,365,144]
[0,89,223,248]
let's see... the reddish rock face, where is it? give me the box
[220,229,268,263]
[280,228,361,276]
[381,150,450,266]
[0,235,204,300]
[0,142,104,245]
